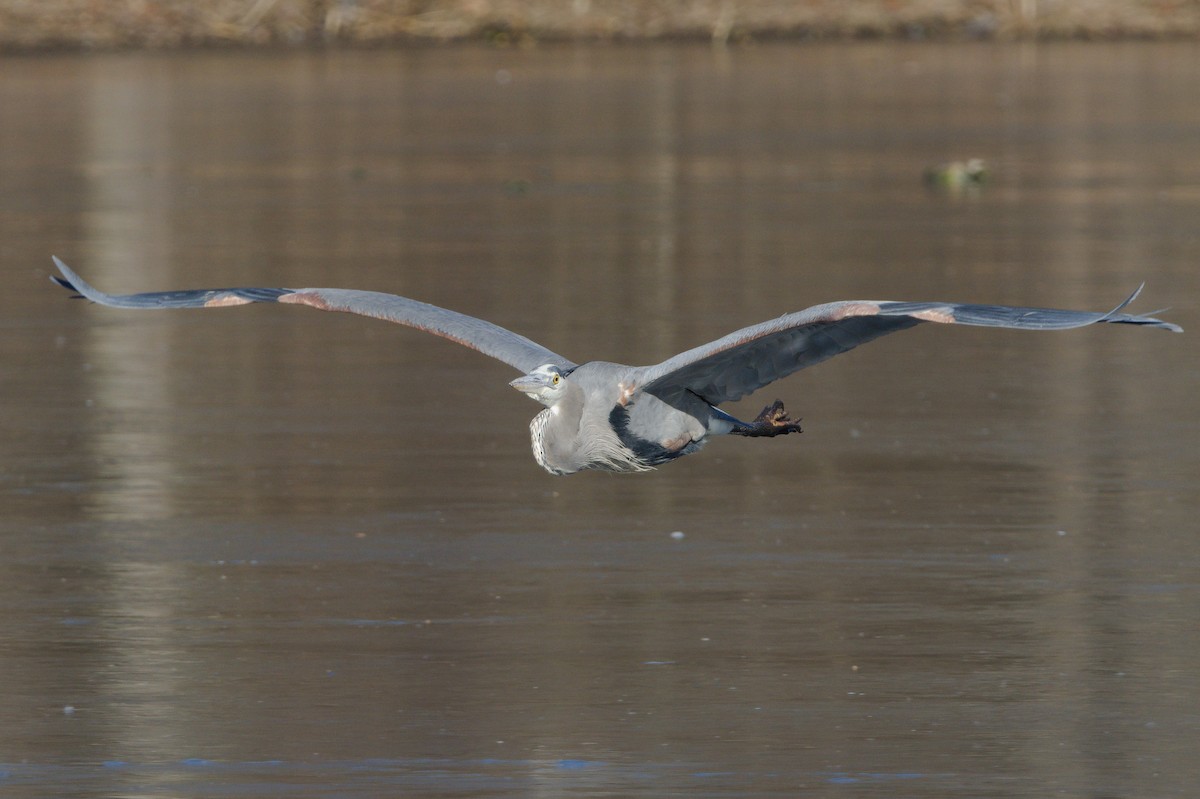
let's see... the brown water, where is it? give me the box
[1,43,1197,798]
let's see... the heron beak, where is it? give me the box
[509,374,547,394]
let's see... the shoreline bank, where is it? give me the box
[1,1,1197,52]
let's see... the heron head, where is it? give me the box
[510,364,571,407]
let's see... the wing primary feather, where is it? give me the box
[876,287,1181,332]
[51,257,288,308]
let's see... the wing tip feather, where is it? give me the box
[50,256,92,299]
[1105,284,1182,332]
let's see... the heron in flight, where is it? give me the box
[52,257,1180,476]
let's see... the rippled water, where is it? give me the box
[1,43,1197,797]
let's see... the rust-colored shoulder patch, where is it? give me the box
[828,301,881,321]
[203,293,254,308]
[911,307,956,324]
[278,291,333,310]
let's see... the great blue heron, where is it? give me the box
[52,257,1180,476]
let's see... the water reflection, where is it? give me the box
[1,43,1196,797]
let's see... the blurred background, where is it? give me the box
[1,4,1197,798]
[3,0,1200,47]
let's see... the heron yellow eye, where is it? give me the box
[552,374,560,386]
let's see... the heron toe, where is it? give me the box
[732,400,803,437]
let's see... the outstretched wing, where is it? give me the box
[639,286,1181,406]
[51,257,576,374]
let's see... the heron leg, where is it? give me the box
[729,400,803,438]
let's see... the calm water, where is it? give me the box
[1,43,1197,798]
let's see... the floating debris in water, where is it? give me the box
[669,531,685,540]
[502,178,532,195]
[924,158,988,189]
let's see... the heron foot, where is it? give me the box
[732,400,803,438]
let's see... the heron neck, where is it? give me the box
[529,388,585,475]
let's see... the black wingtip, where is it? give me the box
[50,270,84,299]
[1100,284,1183,333]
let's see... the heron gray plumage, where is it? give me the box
[51,256,1181,476]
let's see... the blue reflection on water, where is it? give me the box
[0,757,934,797]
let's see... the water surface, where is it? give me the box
[1,42,1197,797]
